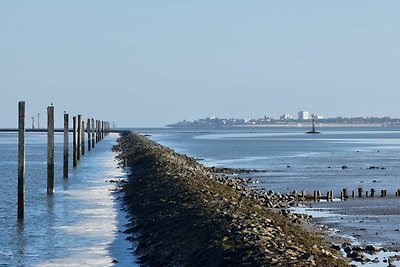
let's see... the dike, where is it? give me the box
[113,131,349,267]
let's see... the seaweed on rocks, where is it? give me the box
[113,132,349,267]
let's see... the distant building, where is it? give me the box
[298,111,309,120]
[316,115,324,120]
[280,114,293,120]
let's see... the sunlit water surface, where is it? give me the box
[0,132,135,266]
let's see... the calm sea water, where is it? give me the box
[0,132,135,266]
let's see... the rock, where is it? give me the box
[330,244,341,251]
[365,245,380,253]
[341,165,348,169]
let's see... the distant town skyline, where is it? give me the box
[1,1,399,127]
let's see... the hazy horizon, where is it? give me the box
[1,1,399,128]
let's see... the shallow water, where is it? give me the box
[0,132,136,266]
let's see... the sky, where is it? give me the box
[1,1,399,127]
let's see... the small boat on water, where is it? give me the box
[306,115,320,134]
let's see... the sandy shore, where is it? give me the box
[113,132,349,266]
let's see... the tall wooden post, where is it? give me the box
[73,116,77,167]
[91,118,95,149]
[63,113,69,178]
[18,101,25,220]
[77,115,81,160]
[81,120,85,156]
[96,120,99,143]
[87,119,91,152]
[101,121,104,140]
[47,106,55,194]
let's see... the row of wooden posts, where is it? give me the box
[17,101,110,219]
[294,187,400,202]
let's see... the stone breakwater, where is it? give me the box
[113,132,349,266]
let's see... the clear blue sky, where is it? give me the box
[1,1,399,127]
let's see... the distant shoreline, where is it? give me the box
[166,123,398,129]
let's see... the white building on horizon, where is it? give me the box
[280,114,293,120]
[298,111,310,120]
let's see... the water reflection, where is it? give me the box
[0,133,135,266]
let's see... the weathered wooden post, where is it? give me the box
[371,188,375,197]
[47,106,55,194]
[87,119,91,152]
[352,190,355,198]
[313,191,318,202]
[77,115,81,160]
[81,120,85,156]
[63,113,69,178]
[73,116,78,167]
[358,187,363,198]
[18,101,25,220]
[101,121,104,140]
[365,191,369,197]
[91,118,95,149]
[95,120,99,143]
[342,188,348,199]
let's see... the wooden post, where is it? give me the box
[358,187,363,198]
[342,188,348,199]
[47,106,55,194]
[313,191,318,202]
[63,113,69,178]
[352,190,355,198]
[17,101,25,220]
[81,120,85,156]
[77,115,81,160]
[95,120,98,143]
[91,118,95,149]
[87,119,91,152]
[371,188,375,197]
[101,121,104,140]
[73,116,77,167]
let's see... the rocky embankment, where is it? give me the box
[113,132,349,266]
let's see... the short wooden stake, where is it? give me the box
[342,188,348,199]
[73,116,77,167]
[358,187,363,198]
[47,106,55,194]
[63,113,69,178]
[17,101,25,220]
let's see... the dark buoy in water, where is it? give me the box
[306,115,320,134]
